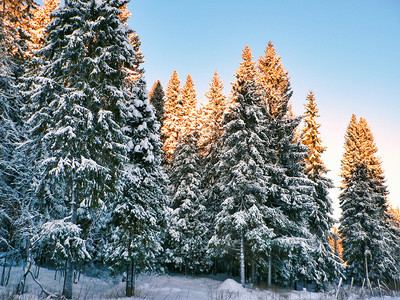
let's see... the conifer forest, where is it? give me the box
[1,0,400,299]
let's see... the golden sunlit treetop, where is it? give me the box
[199,71,226,156]
[257,41,292,119]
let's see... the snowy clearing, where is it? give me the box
[1,265,400,299]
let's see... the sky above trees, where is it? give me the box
[128,0,400,216]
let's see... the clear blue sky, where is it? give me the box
[128,0,400,217]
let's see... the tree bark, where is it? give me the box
[126,262,133,296]
[240,232,245,287]
[62,172,77,299]
[267,254,271,288]
[126,260,136,296]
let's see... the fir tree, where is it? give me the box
[161,70,182,163]
[257,41,292,119]
[199,71,226,156]
[256,43,317,287]
[300,91,342,289]
[339,116,400,285]
[107,76,167,297]
[180,74,199,135]
[149,80,165,129]
[23,0,139,296]
[210,46,275,286]
[168,130,209,274]
[0,34,36,284]
[0,40,20,253]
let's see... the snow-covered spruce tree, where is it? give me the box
[210,46,276,287]
[161,70,183,164]
[107,75,167,297]
[0,30,38,287]
[149,80,165,131]
[300,91,342,289]
[257,41,292,119]
[23,0,142,297]
[256,42,320,287]
[0,38,20,255]
[198,72,226,273]
[167,129,210,274]
[339,116,400,285]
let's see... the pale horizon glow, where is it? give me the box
[128,1,400,219]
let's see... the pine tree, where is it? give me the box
[199,71,226,156]
[161,70,182,163]
[0,40,20,254]
[257,41,292,119]
[168,130,209,274]
[210,46,275,286]
[300,91,342,289]
[149,80,165,129]
[23,0,140,296]
[107,76,167,297]
[0,33,36,286]
[339,116,400,285]
[180,74,199,135]
[256,43,317,287]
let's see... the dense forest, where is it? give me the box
[1,0,400,298]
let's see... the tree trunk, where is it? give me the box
[126,262,133,296]
[240,232,245,287]
[267,254,271,288]
[63,260,74,299]
[1,250,8,286]
[126,260,136,297]
[62,172,77,299]
[251,260,255,285]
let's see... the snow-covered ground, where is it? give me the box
[1,265,400,299]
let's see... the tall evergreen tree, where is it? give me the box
[300,91,342,289]
[107,76,167,297]
[161,70,182,163]
[339,116,400,285]
[256,42,321,287]
[0,39,20,254]
[23,0,141,296]
[210,46,275,286]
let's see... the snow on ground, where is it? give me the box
[1,265,400,299]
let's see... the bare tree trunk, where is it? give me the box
[62,172,76,299]
[126,262,133,296]
[240,232,245,287]
[1,250,8,286]
[267,254,271,288]
[126,260,136,297]
[63,260,73,299]
[251,260,255,285]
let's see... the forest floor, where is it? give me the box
[1,264,400,299]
